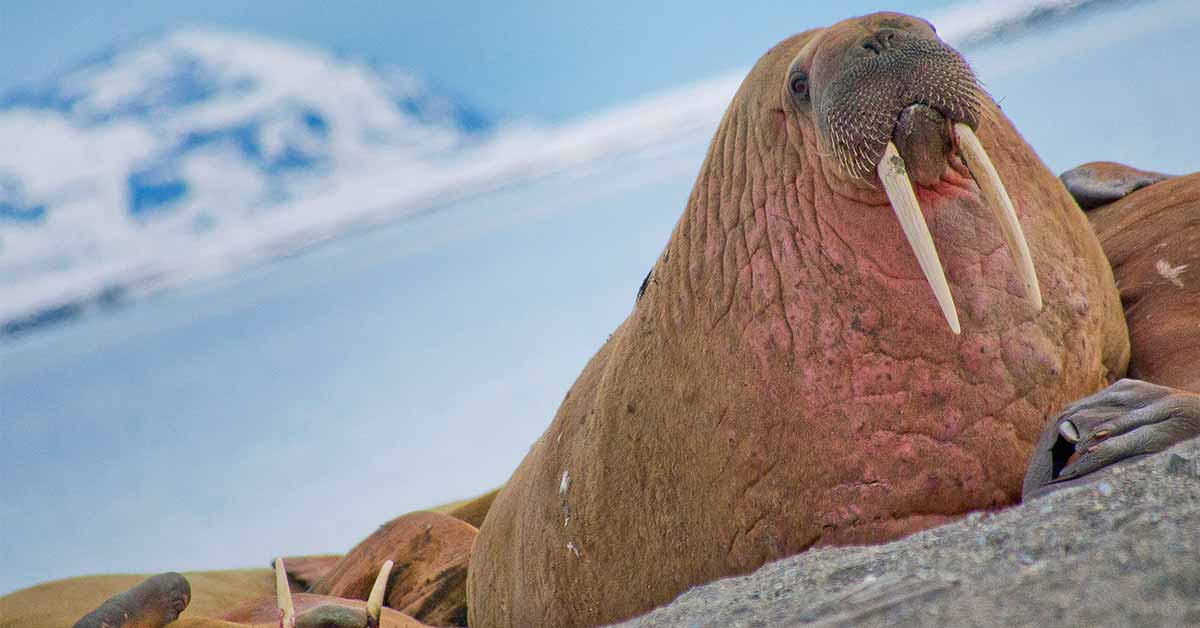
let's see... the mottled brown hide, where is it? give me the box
[313,512,474,627]
[468,12,1126,628]
[1088,173,1200,393]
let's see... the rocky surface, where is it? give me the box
[614,439,1200,628]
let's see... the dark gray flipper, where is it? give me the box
[1059,161,1172,211]
[73,572,191,628]
[1023,379,1200,500]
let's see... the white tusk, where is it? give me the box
[877,142,962,335]
[366,559,393,628]
[953,122,1043,311]
[274,558,296,628]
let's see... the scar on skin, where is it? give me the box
[1155,259,1188,288]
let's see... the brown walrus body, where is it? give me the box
[1083,170,1200,393]
[467,13,1127,627]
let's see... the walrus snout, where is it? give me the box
[893,104,951,187]
[806,15,1042,334]
[815,21,980,181]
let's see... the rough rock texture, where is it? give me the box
[613,438,1200,628]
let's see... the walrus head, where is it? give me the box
[780,12,1039,333]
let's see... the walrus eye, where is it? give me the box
[789,71,809,102]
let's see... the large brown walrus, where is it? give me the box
[464,12,1199,627]
[6,11,1200,628]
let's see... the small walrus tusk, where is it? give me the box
[366,560,394,628]
[275,557,296,628]
[878,141,962,335]
[953,122,1043,311]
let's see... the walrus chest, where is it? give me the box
[678,177,1117,545]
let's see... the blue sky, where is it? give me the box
[4,0,1200,597]
[2,1,952,121]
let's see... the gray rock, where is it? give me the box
[1165,454,1196,478]
[611,438,1200,628]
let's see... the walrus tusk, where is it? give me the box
[878,142,962,335]
[953,122,1043,311]
[275,557,296,628]
[366,560,393,628]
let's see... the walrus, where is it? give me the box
[59,559,411,628]
[211,558,418,628]
[310,512,476,626]
[464,12,1200,627]
[8,11,1200,628]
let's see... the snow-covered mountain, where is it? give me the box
[0,0,1133,338]
[0,28,498,334]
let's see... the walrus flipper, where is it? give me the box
[72,572,190,628]
[1060,161,1172,211]
[1023,379,1200,499]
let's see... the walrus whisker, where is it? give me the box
[366,559,393,628]
[953,123,1043,311]
[275,557,296,628]
[877,141,961,334]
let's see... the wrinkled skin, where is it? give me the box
[1024,379,1200,499]
[1022,166,1200,498]
[1080,168,1200,392]
[468,12,1128,628]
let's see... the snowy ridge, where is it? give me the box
[0,0,1135,336]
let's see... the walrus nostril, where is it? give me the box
[863,29,899,53]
